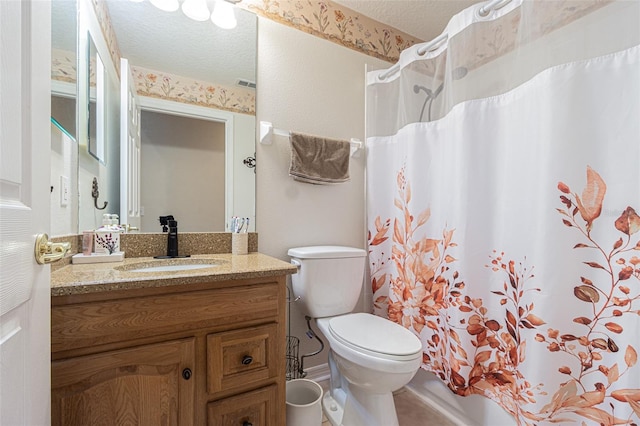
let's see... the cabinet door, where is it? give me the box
[207,385,277,426]
[52,338,195,426]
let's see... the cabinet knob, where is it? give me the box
[242,422,253,426]
[182,368,192,380]
[241,355,253,365]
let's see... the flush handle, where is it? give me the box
[34,233,71,265]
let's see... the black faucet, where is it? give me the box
[155,215,189,259]
[158,215,173,233]
[167,219,179,257]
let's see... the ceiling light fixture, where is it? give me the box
[181,0,210,21]
[150,0,179,12]
[211,0,237,30]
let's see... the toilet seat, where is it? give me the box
[327,313,422,361]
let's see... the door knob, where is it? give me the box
[34,233,71,264]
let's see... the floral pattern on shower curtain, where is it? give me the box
[366,46,640,425]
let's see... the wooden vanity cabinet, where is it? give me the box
[51,276,287,426]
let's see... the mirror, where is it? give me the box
[52,0,257,234]
[106,0,257,232]
[51,0,79,236]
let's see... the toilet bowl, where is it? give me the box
[316,313,422,426]
[288,246,423,426]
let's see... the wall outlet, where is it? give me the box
[60,175,69,207]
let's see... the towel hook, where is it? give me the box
[91,177,108,210]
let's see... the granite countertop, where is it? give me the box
[51,253,298,297]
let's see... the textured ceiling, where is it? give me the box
[105,0,257,87]
[333,0,479,41]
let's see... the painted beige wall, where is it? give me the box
[140,111,226,232]
[256,17,388,369]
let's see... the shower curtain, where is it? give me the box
[366,1,640,424]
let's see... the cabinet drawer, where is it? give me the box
[207,385,277,426]
[207,324,278,395]
[52,284,279,354]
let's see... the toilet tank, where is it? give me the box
[288,246,367,318]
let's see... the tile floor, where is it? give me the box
[318,380,456,426]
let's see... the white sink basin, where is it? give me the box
[128,263,219,273]
[116,258,223,273]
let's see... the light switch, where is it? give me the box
[60,175,69,207]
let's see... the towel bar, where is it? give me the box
[259,121,363,157]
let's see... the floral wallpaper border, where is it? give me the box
[92,0,122,77]
[243,0,421,63]
[52,48,77,84]
[132,66,256,115]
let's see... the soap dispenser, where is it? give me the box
[94,214,121,255]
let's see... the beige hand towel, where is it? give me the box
[289,132,350,184]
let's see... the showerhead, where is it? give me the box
[413,85,432,96]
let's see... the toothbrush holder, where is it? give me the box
[232,233,248,255]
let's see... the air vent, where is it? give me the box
[236,79,256,89]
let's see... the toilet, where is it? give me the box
[288,246,423,426]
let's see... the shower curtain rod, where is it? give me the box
[377,0,513,81]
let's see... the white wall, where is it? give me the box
[256,17,388,369]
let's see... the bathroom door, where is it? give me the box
[0,1,52,424]
[120,57,141,230]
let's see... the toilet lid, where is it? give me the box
[328,313,422,357]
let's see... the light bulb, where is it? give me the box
[181,0,210,21]
[211,0,237,29]
[150,0,179,12]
